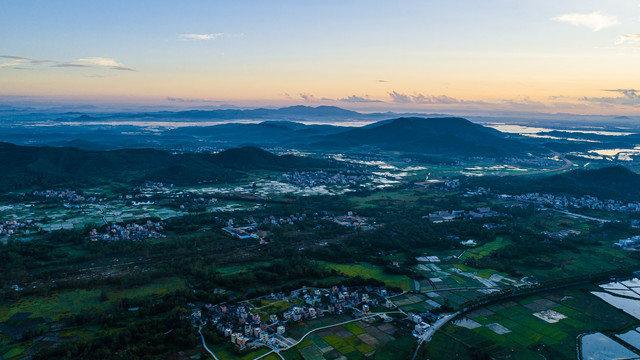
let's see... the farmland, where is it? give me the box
[423,285,640,359]
[282,319,415,360]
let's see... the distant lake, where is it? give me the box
[486,123,634,136]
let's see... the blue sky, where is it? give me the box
[1,1,639,113]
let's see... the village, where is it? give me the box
[88,221,165,242]
[508,192,640,213]
[280,170,369,188]
[425,207,501,223]
[186,284,441,353]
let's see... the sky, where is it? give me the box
[1,0,640,114]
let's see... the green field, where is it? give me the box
[459,236,510,261]
[208,345,271,360]
[0,277,186,322]
[319,262,412,291]
[425,286,640,359]
[283,320,413,360]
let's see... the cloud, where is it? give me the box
[0,55,29,60]
[501,97,547,108]
[166,96,222,103]
[77,57,122,67]
[54,57,137,71]
[0,59,26,68]
[110,66,137,72]
[551,11,619,31]
[616,34,640,44]
[180,33,224,41]
[299,93,317,102]
[581,89,640,106]
[52,63,92,68]
[388,91,413,104]
[377,79,389,83]
[388,91,459,104]
[339,95,383,103]
[0,55,53,68]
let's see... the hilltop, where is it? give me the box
[313,117,532,156]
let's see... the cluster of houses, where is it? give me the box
[281,170,368,187]
[140,181,173,191]
[415,179,460,191]
[0,220,30,236]
[179,197,218,210]
[329,212,373,230]
[89,221,165,241]
[613,235,640,249]
[410,311,442,338]
[31,189,98,203]
[190,286,398,350]
[425,207,500,223]
[543,229,582,239]
[510,193,640,213]
[222,214,311,240]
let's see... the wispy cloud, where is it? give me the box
[1,55,29,60]
[54,57,137,71]
[0,55,53,68]
[78,57,121,67]
[339,95,383,103]
[501,96,547,108]
[52,63,92,68]
[551,11,619,31]
[388,91,459,104]
[0,58,25,68]
[166,96,222,103]
[377,79,389,83]
[616,34,640,44]
[582,89,640,106]
[180,33,224,41]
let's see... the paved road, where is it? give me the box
[420,286,503,293]
[511,151,573,176]
[411,311,461,360]
[198,326,220,360]
[547,208,611,223]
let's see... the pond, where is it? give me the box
[580,332,638,360]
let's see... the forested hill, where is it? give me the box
[0,143,334,191]
[469,166,640,201]
[313,117,533,156]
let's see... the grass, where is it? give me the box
[323,334,357,354]
[459,237,510,261]
[213,262,270,275]
[208,345,270,360]
[252,299,293,321]
[2,347,24,360]
[319,262,412,291]
[343,322,367,336]
[0,277,186,322]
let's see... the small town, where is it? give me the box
[88,221,165,242]
[281,171,369,188]
[186,284,434,354]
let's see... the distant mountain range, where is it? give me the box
[0,107,536,157]
[166,116,534,156]
[0,144,334,191]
